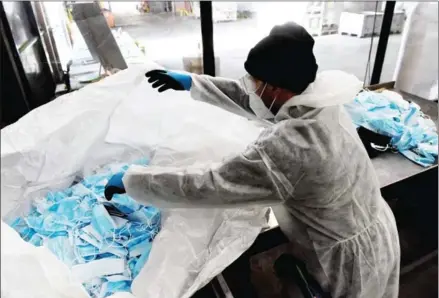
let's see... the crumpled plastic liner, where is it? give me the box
[344,90,438,166]
[8,158,161,298]
[1,64,268,298]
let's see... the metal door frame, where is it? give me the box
[0,1,56,108]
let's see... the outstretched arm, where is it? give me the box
[145,69,255,119]
[190,75,255,119]
[123,145,284,208]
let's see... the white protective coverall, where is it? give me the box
[124,70,401,298]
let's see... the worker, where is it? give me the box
[105,22,400,297]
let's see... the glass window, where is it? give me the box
[3,2,35,49]
[110,1,202,72]
[43,1,202,83]
[42,2,73,71]
[212,1,385,85]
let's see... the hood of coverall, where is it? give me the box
[275,70,363,122]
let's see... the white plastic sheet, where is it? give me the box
[1,63,268,298]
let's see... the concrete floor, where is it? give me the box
[121,15,438,90]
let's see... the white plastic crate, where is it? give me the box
[339,11,383,37]
[391,11,405,33]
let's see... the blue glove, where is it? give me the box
[104,172,126,201]
[145,69,192,92]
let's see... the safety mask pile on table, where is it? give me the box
[8,158,161,298]
[240,74,276,120]
[344,90,438,167]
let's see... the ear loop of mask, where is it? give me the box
[254,81,267,96]
[256,83,277,119]
[265,95,277,119]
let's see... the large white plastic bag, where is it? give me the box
[1,63,155,220]
[1,222,88,298]
[105,76,263,158]
[1,221,137,298]
[1,65,155,298]
[1,64,268,298]
[106,72,268,298]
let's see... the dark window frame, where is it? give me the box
[200,1,215,76]
[371,1,396,85]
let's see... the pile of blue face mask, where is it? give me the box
[8,158,161,298]
[345,91,438,167]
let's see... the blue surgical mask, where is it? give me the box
[75,244,100,263]
[91,204,117,238]
[127,257,138,277]
[111,194,141,214]
[111,216,129,229]
[10,217,37,242]
[100,242,128,259]
[83,277,104,298]
[125,233,150,250]
[99,280,132,297]
[401,149,436,167]
[127,206,161,228]
[26,213,69,237]
[104,274,131,282]
[9,158,161,298]
[132,246,152,278]
[47,198,82,220]
[71,258,126,284]
[45,235,77,267]
[29,233,43,246]
[79,224,128,259]
[128,238,152,258]
[79,226,102,247]
[81,224,104,242]
[116,221,151,239]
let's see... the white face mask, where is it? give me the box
[249,91,276,120]
[240,75,277,120]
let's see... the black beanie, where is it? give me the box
[244,22,318,94]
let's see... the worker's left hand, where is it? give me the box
[104,172,126,200]
[145,69,192,92]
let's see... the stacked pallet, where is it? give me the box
[339,11,405,38]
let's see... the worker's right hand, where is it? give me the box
[145,69,192,92]
[104,172,126,201]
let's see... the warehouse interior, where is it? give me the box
[1,1,438,298]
